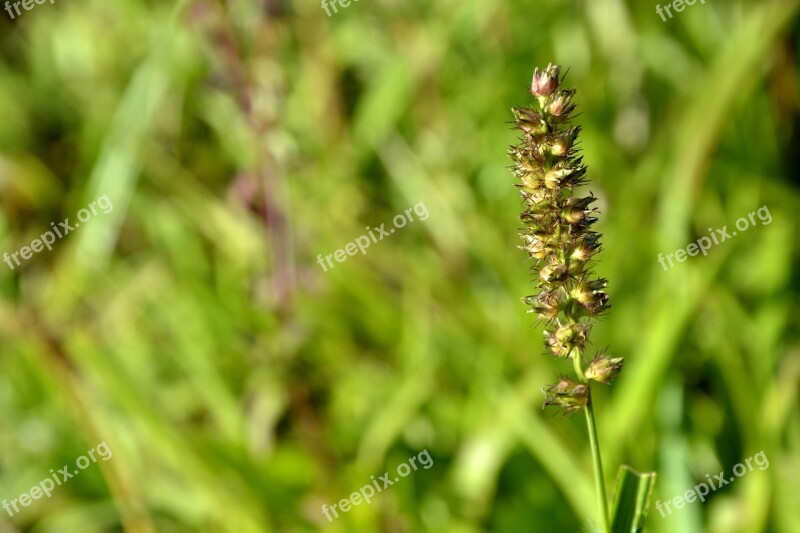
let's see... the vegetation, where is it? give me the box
[0,0,798,531]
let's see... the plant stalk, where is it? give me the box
[584,390,610,533]
[571,350,610,532]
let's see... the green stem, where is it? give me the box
[584,389,611,533]
[571,349,610,532]
[572,348,586,381]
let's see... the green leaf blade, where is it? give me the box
[610,465,657,533]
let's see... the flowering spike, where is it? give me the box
[509,64,620,408]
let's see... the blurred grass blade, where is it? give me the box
[610,466,656,533]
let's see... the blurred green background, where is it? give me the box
[1,0,799,531]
